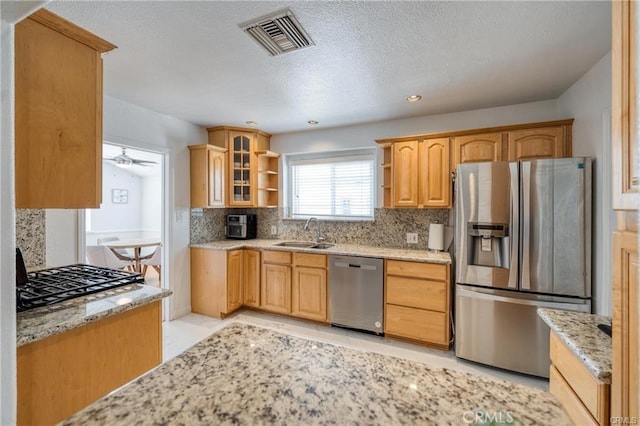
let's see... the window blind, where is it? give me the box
[289,152,375,220]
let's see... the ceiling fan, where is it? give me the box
[104,148,158,168]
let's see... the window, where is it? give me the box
[286,149,375,220]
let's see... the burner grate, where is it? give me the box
[17,264,145,312]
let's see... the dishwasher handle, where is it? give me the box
[334,261,378,271]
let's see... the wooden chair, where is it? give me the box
[140,246,161,279]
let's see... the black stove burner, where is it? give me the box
[17,264,145,312]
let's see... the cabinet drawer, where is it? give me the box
[385,305,447,345]
[386,260,447,280]
[386,276,446,312]
[549,365,598,426]
[262,250,292,264]
[550,332,609,424]
[293,252,326,268]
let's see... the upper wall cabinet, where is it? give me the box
[507,126,569,161]
[376,119,573,209]
[15,9,116,208]
[453,132,503,165]
[188,144,227,208]
[379,137,451,208]
[207,126,278,208]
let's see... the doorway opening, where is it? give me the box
[83,143,168,312]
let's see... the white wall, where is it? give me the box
[272,99,560,154]
[142,175,162,234]
[92,163,143,231]
[557,52,613,316]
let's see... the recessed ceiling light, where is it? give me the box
[308,120,319,125]
[406,95,422,102]
[245,121,257,126]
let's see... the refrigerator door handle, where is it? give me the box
[520,161,531,290]
[508,162,519,289]
[457,287,589,310]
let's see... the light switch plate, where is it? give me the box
[271,225,277,235]
[406,233,418,244]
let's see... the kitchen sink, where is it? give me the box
[274,241,315,248]
[273,241,334,250]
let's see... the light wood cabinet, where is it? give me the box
[207,126,277,207]
[612,0,639,211]
[190,248,244,319]
[453,132,503,165]
[292,253,327,322]
[549,332,610,425]
[611,0,639,419]
[381,137,452,208]
[188,144,227,208]
[18,301,161,425]
[377,119,572,208]
[226,249,244,312]
[243,249,261,308]
[15,9,116,208]
[507,126,568,161]
[384,260,450,347]
[420,138,451,207]
[261,250,292,314]
[257,150,280,208]
[392,141,419,207]
[612,230,639,418]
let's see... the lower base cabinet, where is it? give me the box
[384,260,451,347]
[549,332,610,425]
[260,250,328,321]
[243,249,261,307]
[191,248,243,318]
[261,250,292,314]
[17,301,162,425]
[291,252,327,322]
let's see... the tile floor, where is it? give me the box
[162,309,548,390]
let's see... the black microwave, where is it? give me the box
[226,214,257,240]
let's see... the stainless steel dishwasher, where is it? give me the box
[328,255,384,334]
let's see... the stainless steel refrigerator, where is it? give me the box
[454,158,592,378]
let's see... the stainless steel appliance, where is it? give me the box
[455,158,592,377]
[226,214,257,240]
[16,252,144,312]
[328,255,384,334]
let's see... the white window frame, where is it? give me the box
[284,148,377,221]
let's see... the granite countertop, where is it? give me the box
[537,308,612,383]
[191,239,452,264]
[17,284,172,347]
[62,322,569,425]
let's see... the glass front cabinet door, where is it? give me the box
[229,132,254,206]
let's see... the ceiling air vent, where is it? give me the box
[241,10,314,56]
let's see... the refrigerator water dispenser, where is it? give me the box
[467,222,509,268]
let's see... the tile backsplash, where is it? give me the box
[191,208,451,250]
[16,209,46,268]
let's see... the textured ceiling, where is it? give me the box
[45,1,611,134]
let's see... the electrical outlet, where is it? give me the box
[406,233,418,244]
[271,225,277,235]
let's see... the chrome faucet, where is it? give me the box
[304,217,325,243]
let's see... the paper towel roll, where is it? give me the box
[428,223,445,251]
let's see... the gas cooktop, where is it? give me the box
[17,264,144,312]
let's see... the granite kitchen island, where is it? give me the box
[62,322,570,425]
[17,282,171,425]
